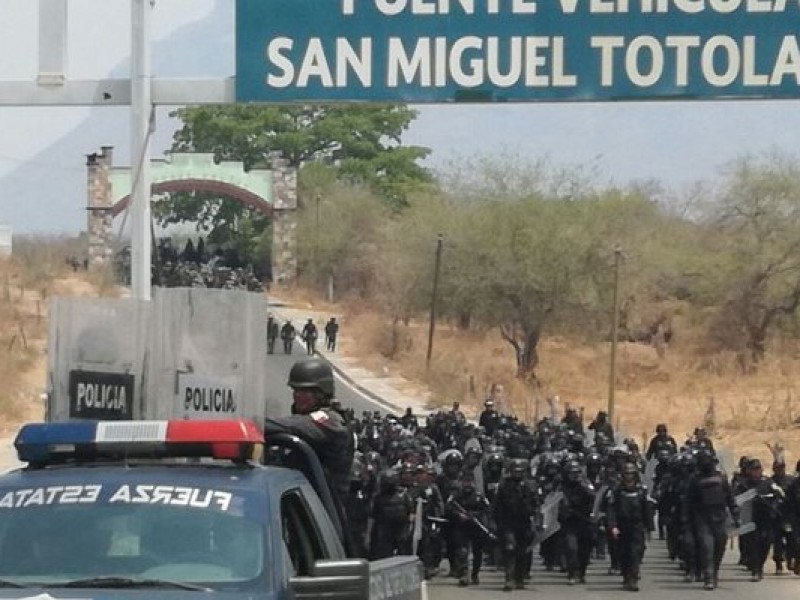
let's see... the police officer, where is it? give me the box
[343,458,371,559]
[302,318,319,355]
[325,317,339,351]
[446,474,492,586]
[588,410,615,444]
[263,358,354,503]
[558,460,596,585]
[266,315,279,354]
[494,458,538,591]
[785,459,800,575]
[685,449,739,590]
[645,424,678,460]
[437,450,464,575]
[410,465,445,579]
[370,469,415,560]
[608,461,655,592]
[280,320,296,354]
[739,458,784,581]
[769,460,794,575]
[479,399,500,435]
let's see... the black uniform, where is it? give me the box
[769,468,795,573]
[446,477,492,586]
[302,321,319,355]
[493,471,538,589]
[588,413,615,445]
[266,318,279,354]
[645,434,678,460]
[558,476,596,583]
[280,322,296,354]
[264,407,354,501]
[749,478,785,580]
[685,469,738,588]
[785,472,800,574]
[478,406,500,435]
[325,319,339,351]
[370,473,415,560]
[607,481,654,591]
[343,464,371,559]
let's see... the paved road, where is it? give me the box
[263,343,396,420]
[426,539,799,599]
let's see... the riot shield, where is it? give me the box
[727,488,757,537]
[535,491,564,545]
[643,458,658,490]
[591,484,609,522]
[412,496,424,555]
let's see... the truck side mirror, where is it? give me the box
[289,558,369,600]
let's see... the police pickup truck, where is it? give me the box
[0,419,422,600]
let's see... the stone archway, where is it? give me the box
[86,148,297,284]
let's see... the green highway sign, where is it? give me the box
[236,0,800,103]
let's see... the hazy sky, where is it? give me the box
[1,0,800,233]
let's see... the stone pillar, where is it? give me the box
[86,146,115,267]
[270,153,298,285]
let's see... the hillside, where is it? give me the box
[321,294,800,467]
[1,264,797,469]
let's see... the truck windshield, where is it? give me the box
[0,483,267,589]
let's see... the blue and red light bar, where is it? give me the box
[14,419,265,465]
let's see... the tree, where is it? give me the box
[441,198,599,379]
[702,153,800,366]
[169,104,433,207]
[295,183,389,297]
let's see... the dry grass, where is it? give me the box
[330,300,800,468]
[0,258,55,429]
[2,258,796,467]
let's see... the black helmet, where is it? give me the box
[621,461,639,478]
[379,469,399,493]
[509,458,528,479]
[442,450,464,467]
[586,452,603,468]
[696,448,715,471]
[288,358,335,399]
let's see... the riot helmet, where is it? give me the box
[509,458,528,480]
[747,458,762,480]
[442,450,464,477]
[379,469,399,494]
[621,461,639,487]
[287,358,335,400]
[564,460,583,483]
[696,449,716,475]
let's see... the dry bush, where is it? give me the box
[85,266,123,298]
[339,301,800,464]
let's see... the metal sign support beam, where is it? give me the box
[23,1,233,300]
[130,0,153,302]
[38,0,68,86]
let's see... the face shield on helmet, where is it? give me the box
[509,459,528,480]
[442,450,464,477]
[564,461,583,483]
[621,462,639,486]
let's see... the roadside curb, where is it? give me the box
[268,304,407,415]
[317,349,407,416]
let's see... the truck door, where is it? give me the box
[280,485,342,577]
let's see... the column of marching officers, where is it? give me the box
[336,402,800,592]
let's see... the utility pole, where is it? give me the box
[314,193,321,276]
[426,234,444,372]
[608,246,623,423]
